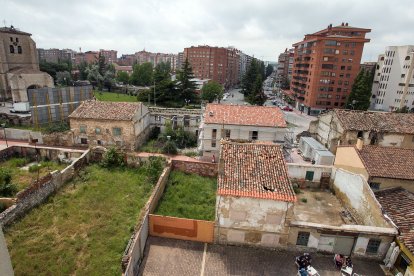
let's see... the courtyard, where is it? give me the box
[4,164,155,275]
[140,237,385,276]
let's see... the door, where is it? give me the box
[333,236,355,255]
[318,235,335,252]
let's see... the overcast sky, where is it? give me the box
[1,0,414,62]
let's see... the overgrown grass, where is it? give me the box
[0,157,67,193]
[155,171,217,221]
[94,91,138,102]
[5,164,154,275]
[139,139,162,153]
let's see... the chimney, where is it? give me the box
[345,22,349,26]
[356,138,364,150]
[341,22,344,26]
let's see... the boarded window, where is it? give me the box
[366,239,381,254]
[80,125,86,133]
[112,127,122,136]
[296,232,310,246]
[305,171,314,181]
[95,127,101,134]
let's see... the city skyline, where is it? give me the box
[1,0,414,62]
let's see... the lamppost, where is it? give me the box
[1,123,8,147]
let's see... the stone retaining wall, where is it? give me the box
[172,160,218,177]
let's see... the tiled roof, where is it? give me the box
[218,141,296,202]
[358,146,414,180]
[375,187,414,255]
[334,109,414,134]
[68,100,140,121]
[204,104,287,128]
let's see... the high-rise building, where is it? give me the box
[118,54,136,66]
[133,50,177,72]
[177,52,184,71]
[184,45,240,89]
[370,45,414,112]
[289,23,370,115]
[360,61,376,73]
[37,48,72,63]
[238,51,253,83]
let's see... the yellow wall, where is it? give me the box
[334,147,369,179]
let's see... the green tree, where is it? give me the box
[130,62,153,86]
[77,61,89,81]
[177,58,197,102]
[56,71,72,86]
[265,64,274,78]
[85,64,104,90]
[201,81,223,103]
[39,61,71,83]
[116,71,129,84]
[346,70,371,110]
[242,59,267,105]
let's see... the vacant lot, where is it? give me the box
[155,171,217,221]
[1,157,67,193]
[95,91,138,102]
[5,164,154,275]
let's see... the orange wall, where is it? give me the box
[149,214,214,243]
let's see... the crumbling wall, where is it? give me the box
[172,160,217,177]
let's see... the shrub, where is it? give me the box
[9,157,29,168]
[184,151,198,158]
[0,202,6,213]
[0,182,18,197]
[28,164,41,173]
[293,186,301,194]
[162,140,178,155]
[100,148,125,168]
[43,122,70,134]
[301,198,308,203]
[0,168,12,185]
[143,156,165,185]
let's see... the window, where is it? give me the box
[112,127,122,136]
[95,127,101,134]
[357,131,363,138]
[325,40,337,46]
[80,125,86,133]
[9,37,12,42]
[211,129,217,147]
[343,50,348,55]
[17,46,22,54]
[305,171,314,181]
[9,45,14,53]
[16,37,19,42]
[369,182,381,190]
[296,232,310,246]
[80,138,88,144]
[341,66,346,70]
[401,74,406,78]
[155,115,161,121]
[366,239,381,254]
[250,131,258,140]
[223,129,231,139]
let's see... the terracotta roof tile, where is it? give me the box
[334,109,414,134]
[358,146,414,180]
[375,187,414,255]
[217,141,296,202]
[204,104,287,128]
[68,100,141,121]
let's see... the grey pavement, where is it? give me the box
[140,236,385,276]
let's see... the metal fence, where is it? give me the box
[27,86,92,127]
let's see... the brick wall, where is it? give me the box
[172,160,218,177]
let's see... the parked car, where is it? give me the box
[281,106,293,111]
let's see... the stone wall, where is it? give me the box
[0,113,31,126]
[42,131,74,147]
[172,160,218,177]
[0,128,43,143]
[0,149,90,227]
[0,147,14,161]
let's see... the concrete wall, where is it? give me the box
[172,160,218,177]
[334,146,369,179]
[216,195,294,247]
[0,149,90,227]
[0,228,13,276]
[332,169,389,227]
[0,128,43,143]
[287,163,332,183]
[371,177,414,193]
[149,214,214,243]
[122,164,171,276]
[148,106,202,134]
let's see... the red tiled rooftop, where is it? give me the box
[204,104,287,128]
[358,146,414,180]
[218,141,296,202]
[375,187,414,255]
[69,100,141,121]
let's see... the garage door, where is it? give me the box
[333,236,355,255]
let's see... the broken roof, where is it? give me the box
[69,100,141,121]
[218,141,296,202]
[375,187,414,255]
[204,104,287,128]
[334,109,414,134]
[358,146,414,180]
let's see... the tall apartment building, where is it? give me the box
[99,49,117,63]
[176,52,184,71]
[132,50,177,72]
[37,48,73,63]
[289,23,370,115]
[370,45,414,112]
[118,54,136,66]
[360,61,376,73]
[238,51,253,82]
[184,45,240,89]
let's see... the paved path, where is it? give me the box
[140,237,385,276]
